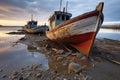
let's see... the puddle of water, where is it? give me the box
[0,27,48,80]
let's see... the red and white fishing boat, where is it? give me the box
[46,2,104,56]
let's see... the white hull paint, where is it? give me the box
[46,16,98,40]
[46,2,104,56]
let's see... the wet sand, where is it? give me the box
[1,33,120,80]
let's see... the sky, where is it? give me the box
[0,0,120,26]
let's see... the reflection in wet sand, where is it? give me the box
[26,44,70,74]
[0,46,11,53]
[0,27,49,80]
[24,39,89,75]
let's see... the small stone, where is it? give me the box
[81,65,87,70]
[27,65,29,68]
[36,73,41,78]
[63,78,67,80]
[74,76,77,80]
[40,47,46,51]
[52,48,57,51]
[12,71,18,75]
[95,57,102,62]
[21,68,25,70]
[42,39,46,42]
[45,44,51,49]
[71,54,77,56]
[76,53,84,58]
[19,37,25,40]
[92,63,95,68]
[29,65,34,69]
[80,56,86,60]
[24,76,29,80]
[56,73,60,76]
[79,73,86,79]
[86,75,93,80]
[66,52,72,55]
[63,62,68,66]
[68,62,81,74]
[37,47,40,50]
[24,73,31,79]
[19,76,24,80]
[1,74,7,78]
[0,69,3,72]
[30,64,42,70]
[57,56,64,61]
[27,72,32,76]
[56,50,64,54]
[9,75,17,80]
[35,64,42,70]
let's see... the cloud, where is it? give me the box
[0,0,60,22]
[0,0,120,26]
[68,0,120,22]
[103,0,120,21]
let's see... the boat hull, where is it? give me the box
[46,3,104,56]
[46,15,103,56]
[24,27,45,34]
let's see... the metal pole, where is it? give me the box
[59,0,62,11]
[66,1,68,12]
[31,14,33,21]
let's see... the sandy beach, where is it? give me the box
[1,33,118,80]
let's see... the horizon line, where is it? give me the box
[0,21,120,26]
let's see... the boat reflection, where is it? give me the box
[26,44,70,74]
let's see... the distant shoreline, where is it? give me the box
[0,26,23,27]
[1,25,120,29]
[102,26,120,29]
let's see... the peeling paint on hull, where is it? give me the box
[46,2,104,56]
[70,32,96,56]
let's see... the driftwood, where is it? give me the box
[108,57,120,65]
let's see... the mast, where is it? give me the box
[66,1,68,12]
[31,14,33,21]
[59,0,62,11]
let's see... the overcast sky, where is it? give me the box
[0,0,120,26]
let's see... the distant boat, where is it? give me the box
[24,15,48,34]
[46,2,104,56]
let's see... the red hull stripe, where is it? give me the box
[70,32,96,56]
[54,32,96,56]
[59,32,95,44]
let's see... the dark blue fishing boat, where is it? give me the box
[24,15,48,34]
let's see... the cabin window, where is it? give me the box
[66,16,70,20]
[57,15,60,20]
[62,15,65,20]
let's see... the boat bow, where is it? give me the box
[46,2,104,56]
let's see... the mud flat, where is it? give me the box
[8,34,120,80]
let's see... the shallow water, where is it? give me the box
[0,27,48,80]
[97,28,120,40]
